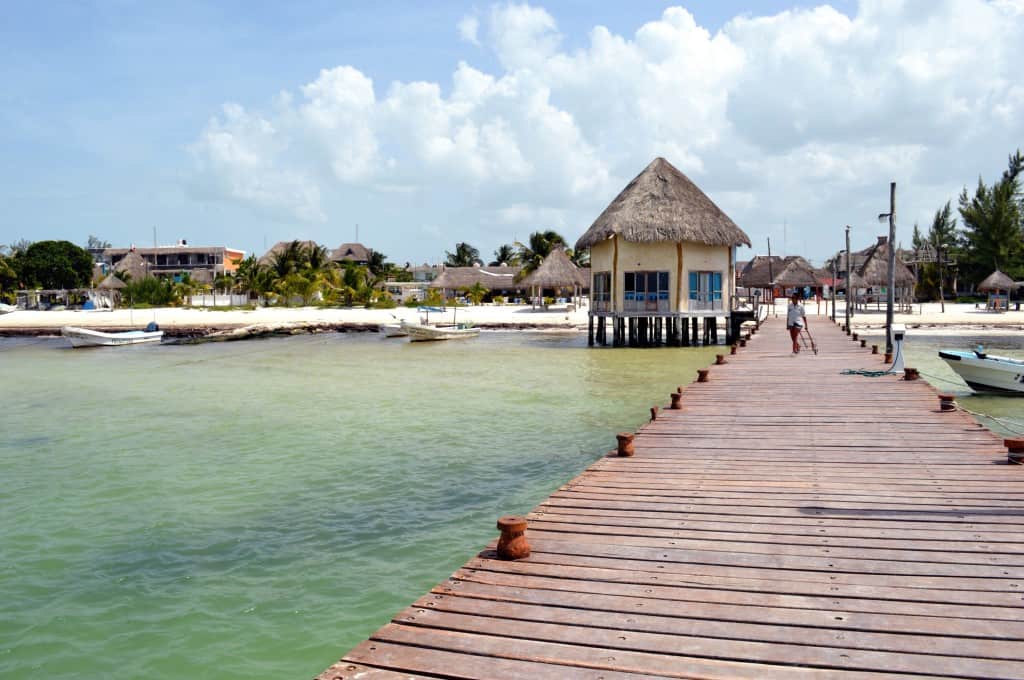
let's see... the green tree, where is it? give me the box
[0,255,18,300]
[516,230,568,275]
[14,240,94,289]
[86,235,111,250]
[445,242,480,267]
[270,240,311,278]
[490,244,519,266]
[464,281,487,305]
[958,150,1024,281]
[367,250,388,277]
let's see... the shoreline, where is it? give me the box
[1,302,1021,340]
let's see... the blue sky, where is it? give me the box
[1,1,1020,265]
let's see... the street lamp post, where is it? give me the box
[878,182,896,355]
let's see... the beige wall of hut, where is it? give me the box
[590,237,733,312]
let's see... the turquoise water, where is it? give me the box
[0,332,719,680]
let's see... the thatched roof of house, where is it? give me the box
[738,255,786,288]
[575,157,751,250]
[835,271,869,290]
[332,242,371,263]
[771,257,820,287]
[258,240,321,266]
[978,269,1019,292]
[113,250,149,281]
[430,265,525,291]
[98,274,126,289]
[519,248,588,289]
[858,236,916,286]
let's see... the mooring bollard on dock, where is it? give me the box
[715,354,727,365]
[904,367,919,381]
[670,392,682,410]
[852,332,859,341]
[860,339,867,348]
[739,338,747,347]
[650,406,659,421]
[616,432,635,456]
[1006,438,1024,465]
[872,344,879,354]
[938,394,956,412]
[496,515,530,560]
[697,369,709,383]
[884,351,893,363]
[730,344,737,355]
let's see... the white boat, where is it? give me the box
[938,346,1024,394]
[0,303,16,314]
[401,320,480,342]
[380,323,409,338]
[61,324,164,348]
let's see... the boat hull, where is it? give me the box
[401,321,480,342]
[938,350,1024,394]
[379,324,409,338]
[62,326,164,348]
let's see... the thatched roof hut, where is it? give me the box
[771,257,820,287]
[977,269,1018,292]
[738,256,781,289]
[331,242,371,264]
[575,157,751,250]
[519,248,588,289]
[258,240,321,266]
[98,274,126,289]
[430,265,524,293]
[835,271,869,290]
[858,237,915,287]
[113,250,150,281]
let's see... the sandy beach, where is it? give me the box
[1,300,1021,338]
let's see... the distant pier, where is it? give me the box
[320,316,1024,679]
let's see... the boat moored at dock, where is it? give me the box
[938,346,1024,394]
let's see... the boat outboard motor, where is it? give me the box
[891,323,906,372]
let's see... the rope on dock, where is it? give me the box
[956,404,1024,435]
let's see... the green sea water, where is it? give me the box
[0,332,719,680]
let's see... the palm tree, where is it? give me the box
[445,242,480,267]
[271,240,310,278]
[490,244,519,266]
[464,281,488,305]
[367,250,388,277]
[516,230,568,274]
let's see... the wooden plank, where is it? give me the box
[322,317,1024,678]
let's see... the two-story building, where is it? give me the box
[103,241,244,284]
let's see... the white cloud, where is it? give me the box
[458,15,480,45]
[187,1,1024,263]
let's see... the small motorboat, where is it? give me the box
[62,322,164,348]
[0,302,17,314]
[400,320,480,342]
[379,323,409,338]
[938,345,1024,394]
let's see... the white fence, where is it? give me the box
[186,293,251,307]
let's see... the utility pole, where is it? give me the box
[766,237,775,316]
[938,246,945,313]
[886,182,896,355]
[844,225,852,331]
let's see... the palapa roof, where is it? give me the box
[98,274,126,289]
[738,255,787,288]
[771,257,820,287]
[258,240,321,266]
[112,250,150,280]
[430,265,525,291]
[977,269,1019,292]
[331,242,371,263]
[519,248,588,289]
[835,271,869,290]
[858,237,916,287]
[575,157,751,250]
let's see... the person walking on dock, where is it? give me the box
[786,291,808,354]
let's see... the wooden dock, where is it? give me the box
[320,317,1024,679]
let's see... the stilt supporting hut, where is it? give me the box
[575,157,751,348]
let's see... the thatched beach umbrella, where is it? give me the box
[519,248,586,308]
[858,238,915,288]
[575,157,751,250]
[978,269,1018,292]
[98,274,126,290]
[978,269,1018,311]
